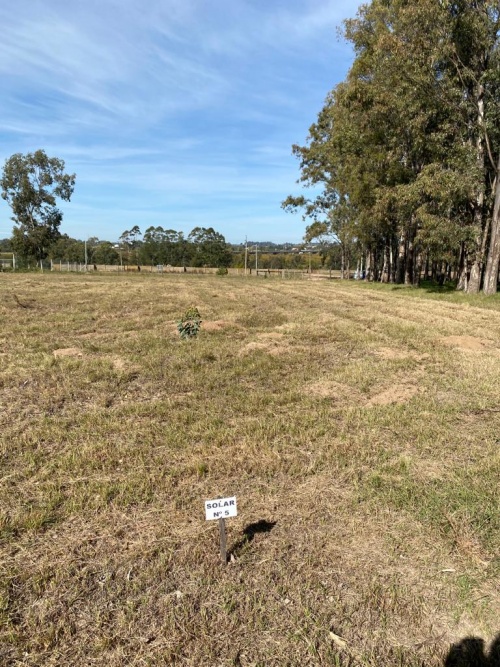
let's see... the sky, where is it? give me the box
[0,0,361,244]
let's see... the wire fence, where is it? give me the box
[49,261,345,279]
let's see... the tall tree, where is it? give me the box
[285,0,500,293]
[92,241,119,265]
[188,227,232,267]
[0,150,75,263]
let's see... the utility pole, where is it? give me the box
[255,244,258,273]
[84,238,88,271]
[244,236,248,275]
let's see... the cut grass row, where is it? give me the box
[0,273,499,665]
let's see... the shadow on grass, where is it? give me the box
[421,283,458,294]
[229,519,276,558]
[444,634,500,666]
[390,280,457,294]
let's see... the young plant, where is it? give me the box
[177,305,202,339]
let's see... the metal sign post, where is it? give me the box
[205,496,237,565]
[218,518,227,564]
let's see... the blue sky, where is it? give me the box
[0,0,361,244]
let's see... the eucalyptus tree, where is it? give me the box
[119,226,142,264]
[285,0,500,292]
[92,241,119,265]
[142,226,165,264]
[188,227,232,267]
[285,0,461,284]
[444,0,500,293]
[49,235,85,263]
[0,150,75,264]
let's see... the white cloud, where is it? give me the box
[0,0,362,242]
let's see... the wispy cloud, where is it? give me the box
[0,0,361,242]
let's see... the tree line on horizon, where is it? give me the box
[0,225,234,270]
[0,150,338,271]
[283,0,500,294]
[0,150,232,269]
[0,150,324,271]
[0,229,336,271]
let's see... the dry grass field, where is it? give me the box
[1,273,499,666]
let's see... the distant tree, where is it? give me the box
[0,238,12,252]
[119,229,132,264]
[188,227,232,267]
[142,226,164,264]
[119,226,142,264]
[92,241,119,265]
[49,235,85,262]
[86,237,100,263]
[0,150,75,264]
[140,227,189,265]
[128,226,142,264]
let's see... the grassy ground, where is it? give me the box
[1,273,499,666]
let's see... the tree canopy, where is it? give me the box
[1,150,76,263]
[284,0,500,294]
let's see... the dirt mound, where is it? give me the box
[53,347,83,359]
[440,336,492,351]
[366,384,419,406]
[307,380,354,399]
[374,347,408,360]
[110,356,126,370]
[203,320,238,332]
[239,341,289,356]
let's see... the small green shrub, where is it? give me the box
[177,306,202,339]
[216,267,228,275]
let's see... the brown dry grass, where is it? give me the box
[0,273,499,666]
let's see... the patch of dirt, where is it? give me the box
[169,392,194,402]
[53,348,83,359]
[203,320,239,332]
[409,457,447,482]
[374,348,432,362]
[275,322,298,331]
[110,357,126,371]
[366,384,419,407]
[374,347,408,360]
[440,336,492,351]
[306,380,356,399]
[257,332,285,341]
[239,341,289,356]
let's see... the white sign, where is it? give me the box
[205,496,237,521]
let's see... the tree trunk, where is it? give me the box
[381,243,390,283]
[437,261,447,286]
[375,249,380,281]
[365,250,371,281]
[467,224,486,293]
[424,253,430,282]
[396,230,406,284]
[466,82,486,294]
[413,249,423,286]
[370,249,377,281]
[404,233,414,285]
[431,261,438,281]
[483,159,500,295]
[456,242,468,291]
